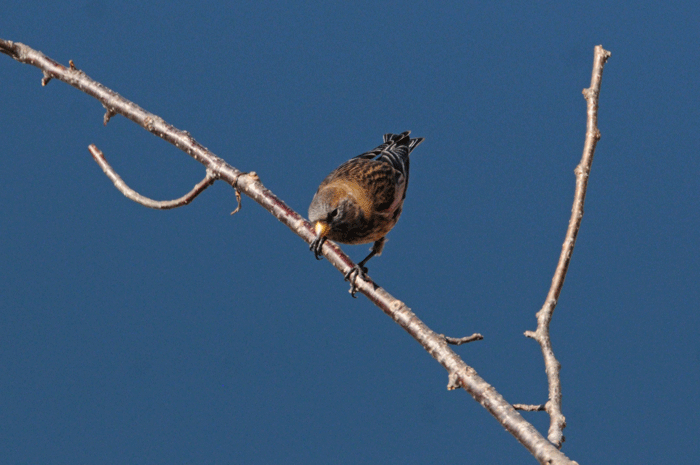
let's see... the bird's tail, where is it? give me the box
[377,131,424,179]
[383,131,425,154]
[352,131,424,178]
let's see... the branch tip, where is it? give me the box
[528,44,611,449]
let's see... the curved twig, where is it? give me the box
[524,45,611,448]
[88,144,216,209]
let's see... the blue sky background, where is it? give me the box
[2,1,699,463]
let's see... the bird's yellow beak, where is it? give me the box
[314,221,329,237]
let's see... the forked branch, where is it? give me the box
[1,38,610,465]
[524,45,611,448]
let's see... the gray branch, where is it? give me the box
[524,45,611,448]
[88,144,216,209]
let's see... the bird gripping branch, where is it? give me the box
[309,131,424,296]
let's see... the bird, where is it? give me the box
[308,131,424,296]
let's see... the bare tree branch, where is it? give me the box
[1,38,609,465]
[524,45,611,448]
[88,144,216,209]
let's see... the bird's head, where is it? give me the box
[308,186,359,240]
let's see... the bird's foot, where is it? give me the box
[310,236,327,260]
[344,264,368,298]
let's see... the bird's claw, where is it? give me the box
[310,236,326,260]
[344,264,368,298]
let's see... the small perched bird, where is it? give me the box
[308,131,424,296]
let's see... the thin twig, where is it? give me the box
[524,45,611,448]
[102,104,117,125]
[230,188,242,215]
[88,144,216,209]
[443,333,484,345]
[0,38,591,465]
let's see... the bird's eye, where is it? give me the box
[329,208,339,220]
